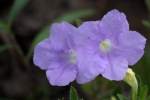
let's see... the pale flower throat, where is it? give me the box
[99,39,112,53]
[69,50,77,64]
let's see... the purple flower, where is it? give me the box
[77,9,146,81]
[33,22,103,86]
[33,22,77,86]
[33,9,146,86]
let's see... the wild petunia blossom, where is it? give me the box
[77,9,146,81]
[33,22,103,86]
[33,22,78,86]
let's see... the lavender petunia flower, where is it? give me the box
[33,9,146,86]
[33,22,103,86]
[77,9,146,81]
[33,22,78,86]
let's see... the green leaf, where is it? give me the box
[117,94,127,100]
[0,20,10,33]
[55,9,95,23]
[138,85,149,100]
[142,20,150,28]
[8,0,29,24]
[111,96,117,100]
[26,26,49,60]
[145,0,150,12]
[0,45,11,53]
[70,86,79,100]
[0,20,7,28]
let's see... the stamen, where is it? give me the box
[69,50,77,64]
[99,39,112,53]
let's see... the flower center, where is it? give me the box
[99,39,112,53]
[69,50,77,64]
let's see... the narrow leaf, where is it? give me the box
[139,85,149,100]
[117,94,127,100]
[55,9,95,23]
[26,26,49,60]
[142,20,150,28]
[145,0,150,12]
[8,0,29,24]
[70,86,79,100]
[0,20,9,33]
[0,45,11,53]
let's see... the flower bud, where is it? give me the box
[123,68,138,100]
[124,68,138,91]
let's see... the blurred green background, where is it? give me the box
[0,0,150,100]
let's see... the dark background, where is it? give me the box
[0,0,150,100]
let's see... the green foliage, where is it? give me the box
[111,96,117,100]
[55,9,95,22]
[135,46,150,87]
[26,26,49,59]
[0,0,29,33]
[0,20,10,33]
[138,85,149,100]
[8,0,29,24]
[138,82,150,100]
[0,20,7,29]
[0,45,11,54]
[116,94,127,100]
[70,86,79,100]
[81,78,118,100]
[142,20,150,28]
[145,0,150,12]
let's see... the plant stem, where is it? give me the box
[131,88,137,100]
[0,31,30,71]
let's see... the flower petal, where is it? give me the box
[119,31,146,50]
[122,49,144,65]
[33,39,54,70]
[99,9,129,35]
[46,65,77,86]
[101,56,128,81]
[118,31,146,65]
[76,50,105,84]
[76,21,103,46]
[50,22,77,50]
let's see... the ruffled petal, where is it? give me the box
[118,31,146,65]
[99,9,129,36]
[33,39,57,70]
[119,31,146,50]
[101,56,128,81]
[121,49,144,65]
[50,22,77,50]
[76,49,105,84]
[46,65,77,86]
[76,21,103,46]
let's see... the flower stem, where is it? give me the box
[131,88,137,100]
